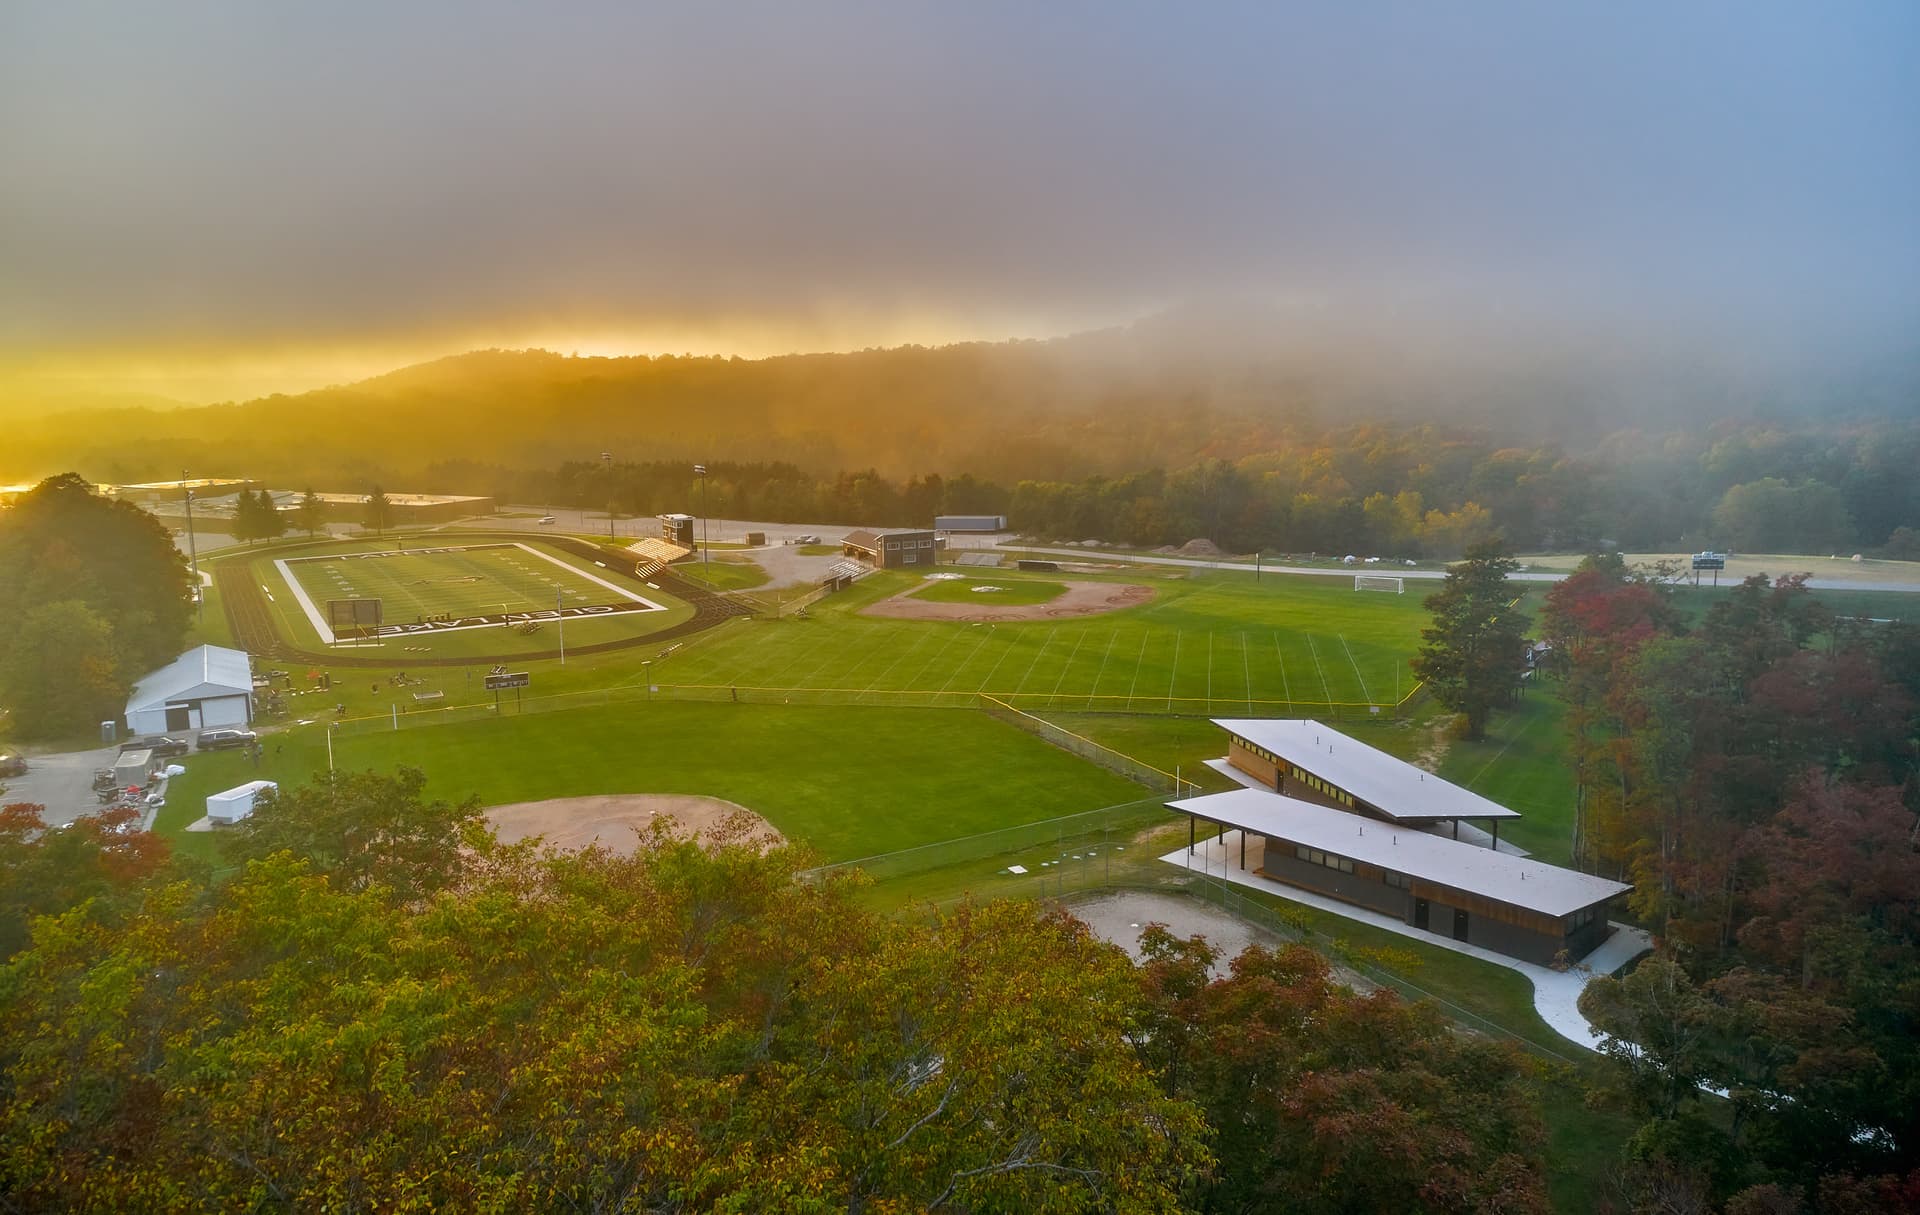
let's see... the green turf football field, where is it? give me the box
[658,568,1427,713]
[282,542,643,620]
[258,540,695,660]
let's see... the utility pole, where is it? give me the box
[182,469,202,621]
[557,587,566,665]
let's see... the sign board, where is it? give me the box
[327,597,385,627]
[484,672,530,691]
[1691,552,1727,571]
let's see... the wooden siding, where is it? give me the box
[1226,739,1280,789]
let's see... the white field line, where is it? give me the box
[971,630,1022,695]
[273,558,336,643]
[1123,630,1151,711]
[1337,633,1374,703]
[1008,627,1060,699]
[898,625,967,693]
[512,543,663,608]
[1167,631,1183,712]
[1241,633,1254,714]
[1306,634,1334,701]
[1083,630,1120,710]
[856,629,936,699]
[935,628,998,697]
[1044,629,1089,708]
[1273,633,1293,705]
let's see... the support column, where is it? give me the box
[1452,819,1460,840]
[1491,819,1500,851]
[1188,814,1195,855]
[1240,830,1247,870]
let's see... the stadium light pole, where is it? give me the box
[182,469,202,621]
[695,463,710,576]
[601,450,615,540]
[557,587,566,665]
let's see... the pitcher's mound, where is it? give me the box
[486,794,783,856]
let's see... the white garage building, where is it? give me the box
[125,644,254,735]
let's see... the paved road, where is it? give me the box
[989,544,1920,594]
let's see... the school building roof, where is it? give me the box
[1216,718,1522,822]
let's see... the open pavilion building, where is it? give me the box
[1170,719,1630,965]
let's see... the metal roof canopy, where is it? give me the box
[1217,718,1522,822]
[1172,788,1628,917]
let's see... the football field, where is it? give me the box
[267,541,683,654]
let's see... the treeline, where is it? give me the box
[513,418,1920,559]
[0,475,193,738]
[0,772,1556,1213]
[9,342,1919,559]
[1539,561,1920,1208]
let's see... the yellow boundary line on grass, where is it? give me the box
[315,676,1429,731]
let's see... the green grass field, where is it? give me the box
[910,576,1068,605]
[657,568,1427,713]
[156,701,1148,866]
[254,539,696,660]
[674,557,771,592]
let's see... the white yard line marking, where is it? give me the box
[1084,630,1119,710]
[1273,633,1293,707]
[1044,629,1089,708]
[1306,635,1333,702]
[935,629,998,699]
[1008,627,1059,700]
[1241,633,1254,714]
[1167,631,1183,712]
[1123,630,1150,711]
[1337,633,1373,703]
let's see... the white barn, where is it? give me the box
[125,645,254,735]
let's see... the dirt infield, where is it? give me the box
[486,794,784,855]
[861,579,1154,622]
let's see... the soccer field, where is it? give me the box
[658,568,1428,714]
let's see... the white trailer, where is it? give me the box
[206,779,278,825]
[113,749,155,791]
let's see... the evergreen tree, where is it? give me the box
[292,488,327,536]
[364,486,392,535]
[232,487,262,544]
[1411,538,1529,740]
[255,489,286,541]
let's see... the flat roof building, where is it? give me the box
[934,514,1007,533]
[1176,720,1631,964]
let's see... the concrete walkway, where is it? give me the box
[1161,831,1652,1051]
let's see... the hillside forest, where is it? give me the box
[8,345,1920,559]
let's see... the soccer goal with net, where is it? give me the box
[1354,574,1404,593]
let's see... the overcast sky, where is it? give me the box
[2,2,1916,398]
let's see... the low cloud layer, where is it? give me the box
[2,2,1916,396]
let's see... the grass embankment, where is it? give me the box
[673,557,771,592]
[156,701,1146,868]
[908,577,1069,606]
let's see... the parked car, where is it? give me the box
[795,534,820,544]
[196,729,258,751]
[0,753,25,778]
[537,515,557,525]
[121,736,189,758]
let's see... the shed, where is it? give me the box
[125,645,253,735]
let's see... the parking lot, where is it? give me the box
[2,744,124,828]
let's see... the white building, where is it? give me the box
[124,644,254,735]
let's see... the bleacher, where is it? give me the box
[626,537,692,565]
[632,558,665,581]
[825,559,871,583]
